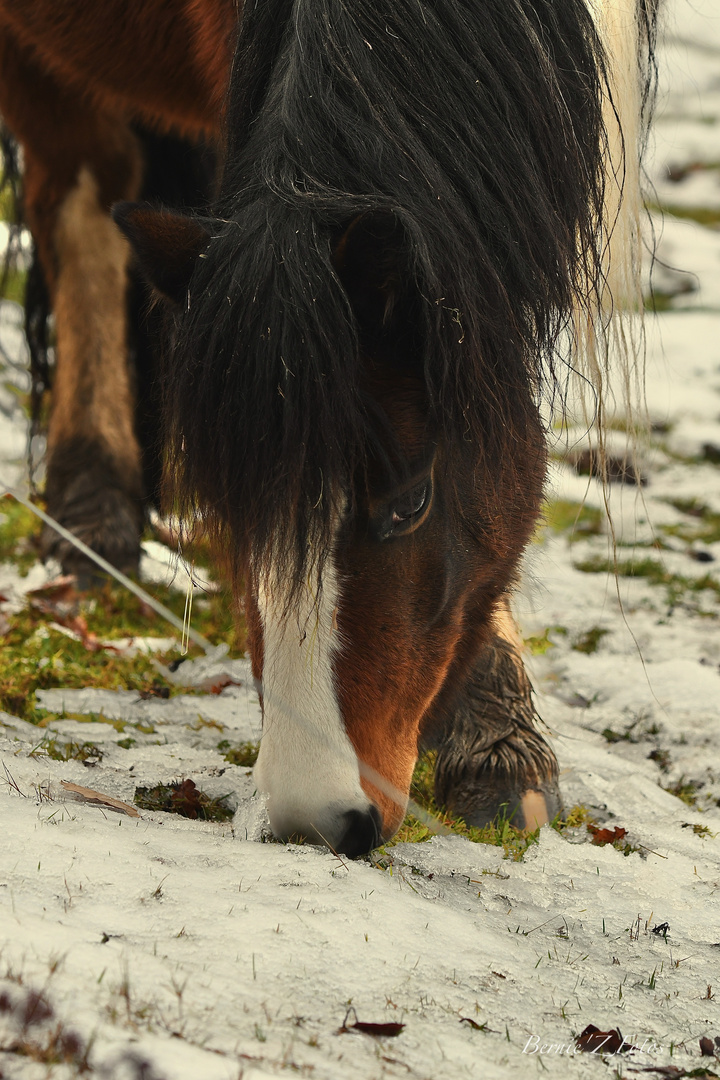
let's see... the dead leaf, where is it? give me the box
[344,1021,405,1038]
[136,681,171,700]
[27,575,78,605]
[200,673,243,695]
[338,1008,404,1038]
[60,781,140,818]
[576,1025,634,1054]
[628,1068,718,1078]
[459,1017,492,1031]
[169,779,203,819]
[701,1037,717,1057]
[588,825,627,846]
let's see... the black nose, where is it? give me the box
[335,805,383,858]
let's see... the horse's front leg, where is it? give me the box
[0,33,145,576]
[430,598,562,831]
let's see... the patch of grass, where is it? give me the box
[602,711,656,746]
[651,202,720,228]
[29,736,103,764]
[0,183,16,222]
[602,727,632,744]
[0,498,41,575]
[0,264,26,304]
[664,776,701,808]
[0,503,244,722]
[543,499,604,542]
[218,739,259,768]
[572,626,610,654]
[648,748,672,773]
[377,751,542,858]
[661,499,720,545]
[561,805,596,829]
[134,779,234,823]
[645,290,677,313]
[574,554,720,611]
[681,821,716,838]
[382,754,604,861]
[524,625,567,656]
[0,608,171,722]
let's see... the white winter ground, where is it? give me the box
[2,4,720,1078]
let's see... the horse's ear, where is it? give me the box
[333,211,409,338]
[112,202,210,304]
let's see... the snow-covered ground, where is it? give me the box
[3,4,720,1077]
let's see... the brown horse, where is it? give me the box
[0,0,655,855]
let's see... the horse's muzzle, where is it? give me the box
[335,804,383,858]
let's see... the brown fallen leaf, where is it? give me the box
[344,1021,405,1037]
[628,1068,718,1078]
[576,1025,634,1054]
[199,673,243,695]
[338,1008,404,1038]
[28,574,78,607]
[701,1036,717,1057]
[459,1017,496,1032]
[136,681,171,700]
[60,781,140,818]
[170,779,203,818]
[588,825,627,846]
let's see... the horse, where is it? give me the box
[0,0,656,855]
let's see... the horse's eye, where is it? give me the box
[390,479,430,529]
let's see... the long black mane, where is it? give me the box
[166,0,649,582]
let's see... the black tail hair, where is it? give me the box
[166,0,653,585]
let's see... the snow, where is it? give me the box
[2,4,720,1077]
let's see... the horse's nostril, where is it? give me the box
[335,805,383,858]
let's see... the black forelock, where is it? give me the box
[164,0,644,587]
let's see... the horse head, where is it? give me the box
[115,200,547,854]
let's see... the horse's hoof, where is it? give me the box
[461,779,563,831]
[434,727,562,833]
[42,481,143,579]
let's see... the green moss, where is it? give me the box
[379,753,601,861]
[0,183,16,223]
[542,499,604,542]
[649,202,720,228]
[0,502,244,722]
[0,498,41,574]
[681,822,716,838]
[218,739,259,768]
[664,776,701,808]
[572,626,609,654]
[602,727,635,744]
[645,290,676,313]
[30,736,103,764]
[562,805,595,829]
[661,499,720,545]
[648,748,672,773]
[0,265,26,304]
[574,554,720,611]
[524,625,567,656]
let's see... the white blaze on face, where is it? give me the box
[253,550,370,845]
